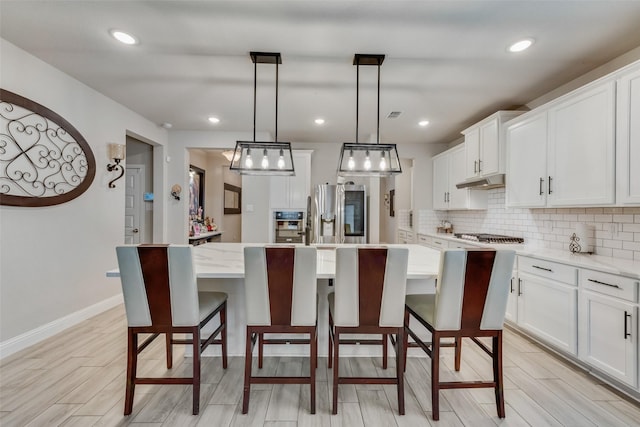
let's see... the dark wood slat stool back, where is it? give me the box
[242,246,318,414]
[328,247,409,415]
[404,248,515,420]
[116,244,228,416]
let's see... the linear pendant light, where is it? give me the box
[337,54,402,176]
[230,52,295,175]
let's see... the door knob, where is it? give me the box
[132,228,139,233]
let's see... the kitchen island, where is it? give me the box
[108,243,441,357]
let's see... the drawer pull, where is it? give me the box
[532,265,553,272]
[587,278,621,289]
[434,241,442,245]
[624,311,631,340]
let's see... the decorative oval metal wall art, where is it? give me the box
[0,89,96,207]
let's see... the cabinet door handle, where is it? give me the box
[532,265,553,272]
[539,177,544,196]
[624,311,631,340]
[478,159,482,173]
[444,192,447,202]
[548,176,553,194]
[474,160,478,174]
[518,278,523,296]
[587,278,621,289]
[510,277,514,293]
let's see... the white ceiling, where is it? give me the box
[2,1,640,145]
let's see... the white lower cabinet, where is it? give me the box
[416,233,447,250]
[516,257,578,355]
[578,269,638,388]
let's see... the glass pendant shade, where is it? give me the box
[337,143,401,176]
[230,141,295,175]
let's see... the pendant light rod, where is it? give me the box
[275,59,279,142]
[352,54,385,145]
[253,59,257,142]
[356,60,360,144]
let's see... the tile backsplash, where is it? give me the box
[417,188,640,261]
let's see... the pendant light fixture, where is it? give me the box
[229,52,295,175]
[337,54,402,176]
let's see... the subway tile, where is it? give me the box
[622,241,640,251]
[585,208,604,214]
[604,207,624,214]
[594,214,613,222]
[602,239,623,249]
[595,247,613,256]
[623,223,640,233]
[613,214,634,223]
[578,214,595,222]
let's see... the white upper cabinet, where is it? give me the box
[432,145,487,211]
[616,62,640,205]
[547,81,616,206]
[269,151,312,210]
[506,78,617,208]
[506,111,548,207]
[462,111,524,180]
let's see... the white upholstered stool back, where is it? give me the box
[243,246,317,327]
[116,244,200,327]
[433,249,516,331]
[333,247,409,327]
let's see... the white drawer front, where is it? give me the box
[580,269,638,303]
[519,256,578,286]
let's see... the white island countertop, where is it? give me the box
[107,243,442,280]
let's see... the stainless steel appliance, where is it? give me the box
[311,184,367,244]
[274,211,304,243]
[454,233,524,244]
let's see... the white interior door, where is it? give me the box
[124,165,145,244]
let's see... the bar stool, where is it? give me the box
[404,248,515,420]
[328,246,409,415]
[242,246,318,414]
[116,244,227,416]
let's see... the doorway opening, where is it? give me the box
[125,136,154,244]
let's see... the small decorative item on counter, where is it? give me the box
[570,223,594,254]
[437,221,453,234]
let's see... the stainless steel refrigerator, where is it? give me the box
[311,184,367,244]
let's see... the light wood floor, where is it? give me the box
[1,305,639,427]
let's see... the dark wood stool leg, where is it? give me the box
[258,332,264,369]
[403,308,410,372]
[242,328,253,414]
[310,328,317,414]
[494,331,505,418]
[332,330,340,415]
[192,327,201,415]
[431,331,440,421]
[166,333,173,369]
[396,327,405,415]
[124,329,138,415]
[221,302,228,369]
[454,336,462,371]
[382,334,388,369]
[328,312,334,369]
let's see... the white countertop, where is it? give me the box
[417,232,640,280]
[107,243,441,280]
[188,230,222,240]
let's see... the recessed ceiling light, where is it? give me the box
[508,38,534,53]
[109,29,138,45]
[161,122,172,129]
[418,120,430,127]
[314,118,325,125]
[208,116,220,124]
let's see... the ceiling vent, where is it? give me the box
[387,111,402,119]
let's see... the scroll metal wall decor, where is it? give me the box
[0,89,96,207]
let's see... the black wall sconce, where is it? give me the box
[106,143,125,188]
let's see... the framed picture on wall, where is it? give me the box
[224,183,241,214]
[189,165,205,219]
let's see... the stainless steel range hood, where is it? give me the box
[455,173,505,190]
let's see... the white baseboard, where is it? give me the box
[0,294,123,360]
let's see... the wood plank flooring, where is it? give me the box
[1,304,639,426]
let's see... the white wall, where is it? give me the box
[0,39,168,353]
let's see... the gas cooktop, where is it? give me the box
[454,233,524,244]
